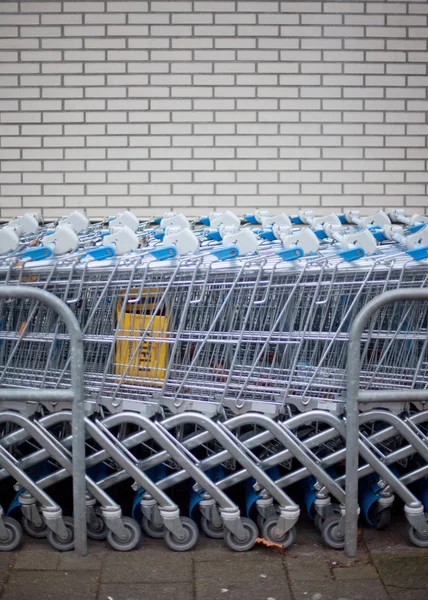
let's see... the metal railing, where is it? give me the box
[0,286,87,556]
[345,288,428,557]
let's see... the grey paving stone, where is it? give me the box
[192,536,283,562]
[334,579,390,600]
[332,565,378,580]
[98,582,194,600]
[195,557,291,600]
[13,548,60,570]
[2,570,97,600]
[101,547,192,583]
[0,555,13,583]
[291,579,389,600]
[291,580,337,600]
[363,520,426,556]
[57,551,104,571]
[373,555,428,589]
[387,588,428,600]
[287,555,332,581]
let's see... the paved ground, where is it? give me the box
[0,517,426,600]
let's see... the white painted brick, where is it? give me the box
[195,2,234,11]
[44,160,84,171]
[44,112,84,122]
[108,148,148,159]
[237,50,278,61]
[386,136,425,147]
[152,1,191,11]
[107,1,148,11]
[303,38,342,49]
[87,112,127,123]
[410,3,428,13]
[21,99,61,111]
[65,26,105,36]
[107,124,149,134]
[324,172,363,182]
[172,135,213,146]
[239,148,278,158]
[174,13,213,24]
[64,124,105,135]
[301,63,341,74]
[107,25,149,36]
[65,172,106,183]
[0,173,21,184]
[195,99,234,110]
[130,183,171,195]
[43,63,83,73]
[259,38,299,48]
[387,88,426,98]
[303,14,342,25]
[215,13,255,24]
[301,136,341,146]
[23,172,63,184]
[301,88,341,98]
[0,87,39,99]
[0,75,17,86]
[0,27,18,37]
[281,26,321,36]
[214,63,255,73]
[86,39,126,49]
[64,99,105,110]
[217,183,256,195]
[85,63,126,73]
[367,3,406,13]
[364,172,404,183]
[216,86,254,97]
[0,63,39,73]
[0,38,38,49]
[386,112,426,123]
[22,124,62,135]
[1,184,41,195]
[108,172,150,183]
[154,99,192,110]
[44,136,84,147]
[107,98,150,110]
[366,51,406,63]
[238,2,278,11]
[324,2,364,13]
[385,184,425,194]
[22,26,61,37]
[2,112,41,123]
[43,14,82,25]
[107,50,149,61]
[0,51,18,61]
[24,148,64,159]
[215,38,256,49]
[64,51,105,61]
[367,26,406,37]
[21,50,61,61]
[345,64,385,74]
[20,74,60,86]
[85,14,126,24]
[172,63,212,73]
[324,148,362,159]
[173,39,213,49]
[197,171,236,182]
[345,39,385,50]
[365,100,405,111]
[0,3,18,13]
[64,2,104,11]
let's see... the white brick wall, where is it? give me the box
[0,0,427,219]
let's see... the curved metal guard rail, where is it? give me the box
[0,286,87,557]
[345,287,428,557]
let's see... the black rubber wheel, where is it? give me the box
[313,504,341,532]
[200,516,224,539]
[321,515,345,550]
[164,517,199,552]
[0,517,23,552]
[46,516,74,552]
[141,516,165,539]
[21,516,48,539]
[262,518,296,549]
[408,524,428,548]
[368,506,391,530]
[224,517,258,552]
[106,517,141,552]
[87,513,108,541]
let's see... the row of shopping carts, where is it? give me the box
[0,206,427,554]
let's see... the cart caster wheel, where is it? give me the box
[0,517,23,552]
[321,515,345,550]
[200,516,224,539]
[87,511,108,541]
[164,517,198,552]
[262,518,296,549]
[313,513,323,532]
[369,507,391,530]
[256,513,265,534]
[408,525,428,548]
[224,517,258,552]
[313,504,341,532]
[21,516,48,539]
[47,517,74,552]
[141,516,165,539]
[106,517,141,552]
